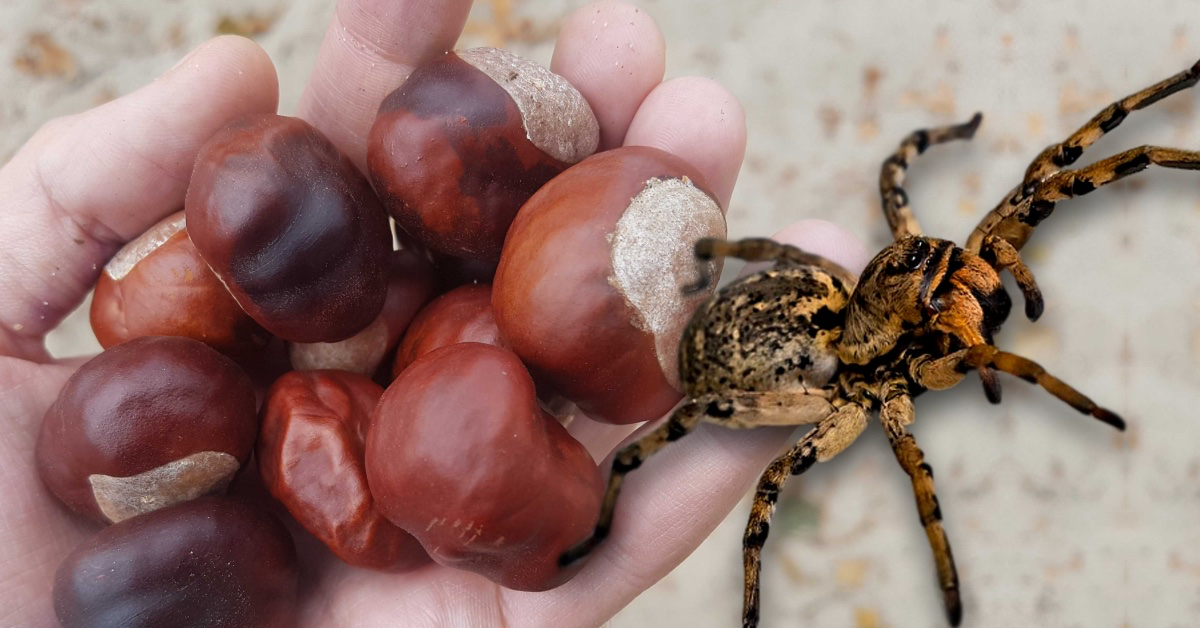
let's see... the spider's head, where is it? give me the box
[838,236,1011,365]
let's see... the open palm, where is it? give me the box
[0,1,867,626]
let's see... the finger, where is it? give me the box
[296,0,474,170]
[566,412,640,464]
[504,222,868,624]
[550,1,666,151]
[740,219,873,277]
[623,77,748,208]
[0,36,278,361]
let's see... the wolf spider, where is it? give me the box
[561,59,1200,625]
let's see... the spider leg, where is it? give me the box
[980,235,1044,321]
[968,58,1200,253]
[975,145,1200,254]
[742,401,869,628]
[559,389,837,567]
[683,237,856,295]
[880,113,983,240]
[880,380,962,627]
[909,348,970,391]
[961,345,1126,430]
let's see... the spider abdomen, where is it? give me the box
[679,265,851,397]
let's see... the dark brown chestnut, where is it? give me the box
[53,497,297,628]
[493,146,726,424]
[257,370,429,570]
[368,47,598,262]
[36,336,258,524]
[366,342,602,591]
[90,211,270,356]
[186,113,392,343]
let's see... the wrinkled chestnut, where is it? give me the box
[90,211,270,356]
[289,246,438,375]
[368,47,599,262]
[493,146,726,424]
[258,370,429,570]
[392,283,504,377]
[53,497,297,628]
[366,342,602,591]
[186,113,392,343]
[36,336,258,523]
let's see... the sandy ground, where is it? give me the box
[4,1,1200,627]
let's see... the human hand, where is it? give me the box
[0,1,868,625]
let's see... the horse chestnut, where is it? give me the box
[257,370,429,570]
[89,212,269,356]
[186,114,392,343]
[36,336,258,524]
[392,283,504,377]
[53,497,297,628]
[368,47,599,262]
[493,146,726,424]
[366,343,602,591]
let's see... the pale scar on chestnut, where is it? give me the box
[563,59,1200,627]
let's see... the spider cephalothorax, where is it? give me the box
[562,59,1200,626]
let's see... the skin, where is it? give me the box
[0,1,868,625]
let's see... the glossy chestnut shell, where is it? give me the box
[186,114,392,343]
[36,336,258,523]
[366,342,602,591]
[53,497,297,628]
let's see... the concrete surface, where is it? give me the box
[3,1,1200,626]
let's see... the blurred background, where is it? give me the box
[3,1,1199,626]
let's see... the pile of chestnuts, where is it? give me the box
[39,46,727,626]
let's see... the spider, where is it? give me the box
[560,59,1200,626]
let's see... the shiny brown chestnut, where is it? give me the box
[53,497,297,628]
[90,211,269,356]
[257,370,429,570]
[289,246,438,375]
[36,336,258,524]
[392,283,504,377]
[368,47,599,262]
[493,146,727,424]
[186,114,392,343]
[366,343,602,591]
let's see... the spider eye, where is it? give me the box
[902,240,930,271]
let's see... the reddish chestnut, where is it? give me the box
[289,246,438,375]
[493,146,726,424]
[53,497,297,628]
[368,47,599,262]
[392,283,504,377]
[36,336,258,524]
[257,370,429,570]
[90,211,269,356]
[186,114,392,343]
[366,343,602,591]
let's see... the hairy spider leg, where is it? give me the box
[973,144,1200,315]
[683,237,857,295]
[559,390,837,567]
[980,235,1043,321]
[960,345,1125,430]
[742,400,869,628]
[880,379,962,627]
[970,59,1200,253]
[880,113,983,240]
